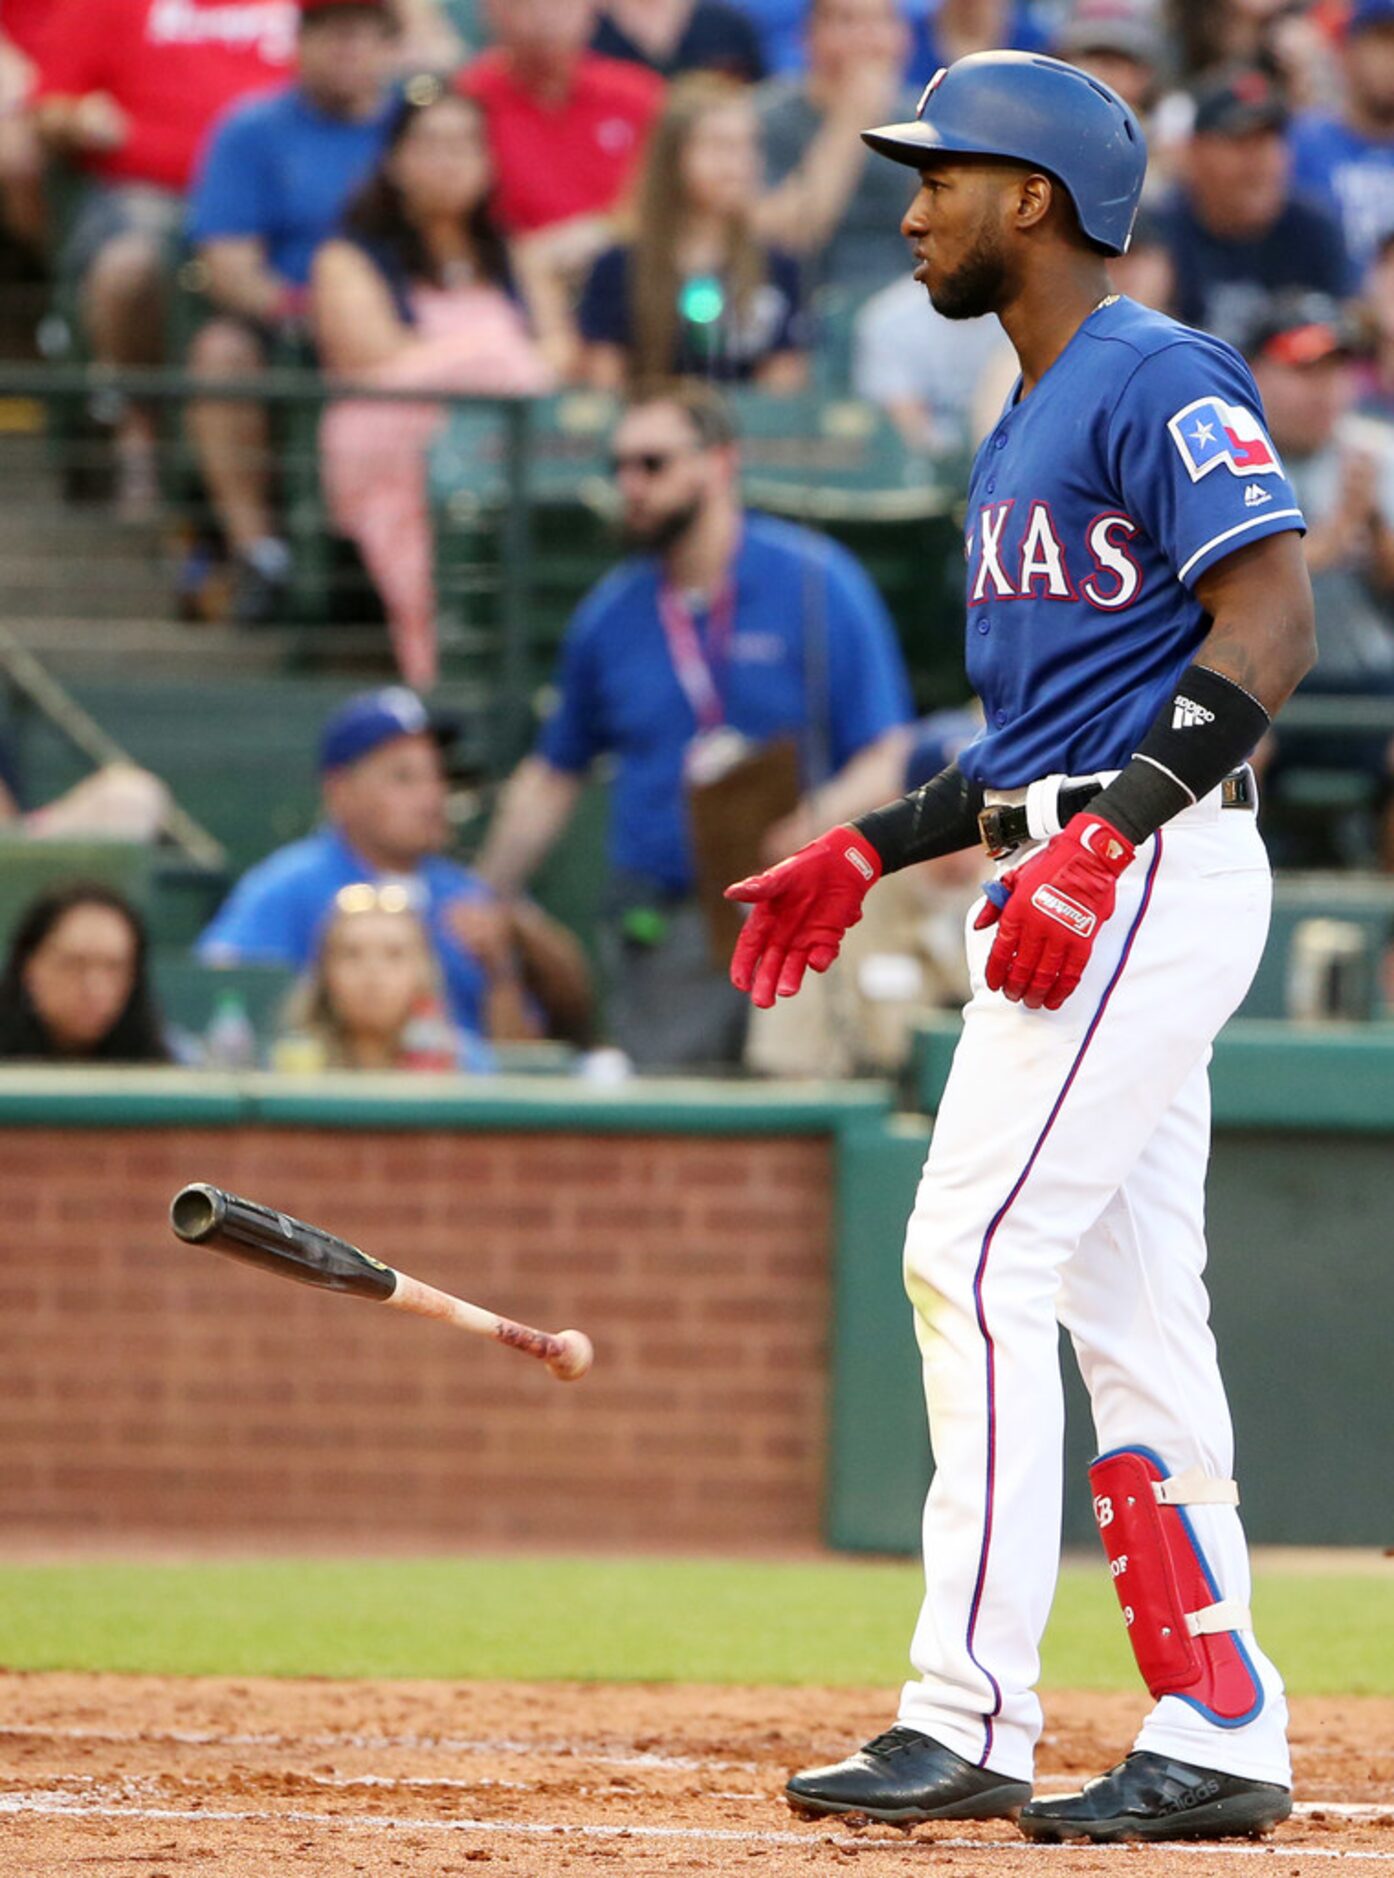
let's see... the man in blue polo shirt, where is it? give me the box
[197,687,592,1043]
[185,0,397,625]
[478,383,913,1068]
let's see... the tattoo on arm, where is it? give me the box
[1196,608,1309,716]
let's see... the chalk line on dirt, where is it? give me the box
[3,1793,1393,1859]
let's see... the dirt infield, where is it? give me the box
[2,1678,1390,1875]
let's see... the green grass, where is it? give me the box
[0,1558,1389,1693]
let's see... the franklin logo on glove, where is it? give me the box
[1030,883,1098,938]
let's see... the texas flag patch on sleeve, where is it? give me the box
[1167,398,1282,482]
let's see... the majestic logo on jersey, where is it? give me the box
[1167,398,1281,482]
[968,503,1144,611]
[1243,482,1272,507]
[1172,696,1215,729]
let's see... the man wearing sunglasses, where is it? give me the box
[479,381,913,1069]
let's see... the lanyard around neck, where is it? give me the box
[657,577,736,733]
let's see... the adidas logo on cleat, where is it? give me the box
[1243,483,1272,507]
[1172,696,1215,730]
[1159,1776,1224,1815]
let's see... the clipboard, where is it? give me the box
[687,734,801,970]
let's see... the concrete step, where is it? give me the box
[0,615,297,677]
[0,614,401,683]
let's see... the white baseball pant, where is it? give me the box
[895,785,1290,1786]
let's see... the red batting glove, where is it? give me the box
[973,812,1136,1010]
[725,826,882,1008]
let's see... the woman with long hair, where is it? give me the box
[313,77,557,689]
[578,73,808,390]
[0,882,171,1063]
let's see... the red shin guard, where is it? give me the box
[1089,1446,1263,1726]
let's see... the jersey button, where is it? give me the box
[993,709,1008,726]
[977,616,991,635]
[993,432,1008,450]
[986,478,997,493]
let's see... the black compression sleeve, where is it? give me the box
[852,763,985,875]
[1091,663,1271,845]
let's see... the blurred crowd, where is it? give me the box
[5,0,1394,630]
[5,0,1394,1070]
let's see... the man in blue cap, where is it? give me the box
[197,687,590,1044]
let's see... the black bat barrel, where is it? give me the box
[169,1184,397,1301]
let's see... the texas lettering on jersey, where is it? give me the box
[968,501,1143,611]
[955,299,1305,787]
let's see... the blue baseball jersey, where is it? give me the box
[957,297,1305,789]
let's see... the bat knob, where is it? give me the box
[547,1329,594,1382]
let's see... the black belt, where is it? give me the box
[977,768,1255,859]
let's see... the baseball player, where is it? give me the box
[727,52,1316,1843]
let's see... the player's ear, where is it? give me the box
[1014,170,1054,237]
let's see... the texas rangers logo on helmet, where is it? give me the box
[1167,398,1282,482]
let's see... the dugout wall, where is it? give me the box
[0,1051,1386,1553]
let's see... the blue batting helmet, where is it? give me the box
[861,51,1146,256]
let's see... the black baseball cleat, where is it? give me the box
[1018,1750,1292,1842]
[786,1725,1032,1824]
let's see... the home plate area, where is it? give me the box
[2,1678,1391,1876]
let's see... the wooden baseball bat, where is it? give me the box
[168,1183,593,1382]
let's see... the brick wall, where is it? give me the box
[0,1126,834,1548]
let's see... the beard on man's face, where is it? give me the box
[620,491,705,554]
[926,229,1010,321]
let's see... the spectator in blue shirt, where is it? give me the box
[198,688,593,1043]
[1158,66,1353,345]
[593,0,766,81]
[905,0,1049,79]
[478,384,913,1069]
[1290,0,1394,276]
[730,0,1049,76]
[185,0,397,627]
[727,0,809,75]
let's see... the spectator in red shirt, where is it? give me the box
[31,0,299,515]
[458,0,663,354]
